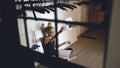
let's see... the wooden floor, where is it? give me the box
[36,29,106,68]
[69,29,106,68]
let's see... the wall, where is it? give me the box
[104,0,120,68]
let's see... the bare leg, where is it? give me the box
[67,55,77,61]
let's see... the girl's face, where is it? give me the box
[47,28,55,37]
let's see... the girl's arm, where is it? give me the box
[58,41,71,46]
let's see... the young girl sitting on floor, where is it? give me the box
[40,23,76,61]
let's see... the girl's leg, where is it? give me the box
[65,48,77,61]
[67,56,77,61]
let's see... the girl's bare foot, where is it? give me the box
[67,56,77,61]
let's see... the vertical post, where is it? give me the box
[54,0,59,57]
[21,0,30,48]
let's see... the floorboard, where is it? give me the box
[69,29,106,68]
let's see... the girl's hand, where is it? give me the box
[59,41,71,46]
[59,26,67,33]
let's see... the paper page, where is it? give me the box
[59,49,72,59]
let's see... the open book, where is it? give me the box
[59,49,72,59]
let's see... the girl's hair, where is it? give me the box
[45,26,54,33]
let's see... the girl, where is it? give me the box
[41,25,76,61]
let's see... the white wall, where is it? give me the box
[105,0,120,68]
